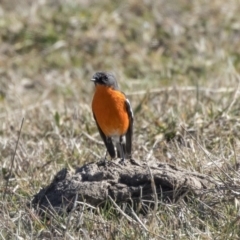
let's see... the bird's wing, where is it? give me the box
[125,98,134,158]
[93,114,116,159]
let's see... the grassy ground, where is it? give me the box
[1,0,240,239]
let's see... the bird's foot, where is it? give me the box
[119,158,126,165]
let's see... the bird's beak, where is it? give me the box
[91,78,96,82]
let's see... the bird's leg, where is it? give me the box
[117,136,125,165]
[104,150,108,160]
[102,138,113,166]
[98,150,110,167]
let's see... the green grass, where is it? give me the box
[1,0,240,239]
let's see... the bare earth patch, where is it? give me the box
[33,159,215,215]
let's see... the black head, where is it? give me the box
[91,72,118,89]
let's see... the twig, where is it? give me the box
[127,86,240,96]
[3,118,24,200]
[147,165,158,213]
[108,196,137,224]
[82,132,104,145]
[76,201,96,210]
[65,192,79,237]
[130,207,148,231]
[230,138,239,175]
[145,139,160,217]
[225,74,240,115]
[146,138,161,162]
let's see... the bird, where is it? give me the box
[91,72,133,163]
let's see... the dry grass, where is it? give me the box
[1,0,240,239]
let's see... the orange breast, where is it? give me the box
[92,85,129,137]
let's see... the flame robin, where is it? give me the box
[91,72,133,163]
